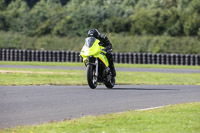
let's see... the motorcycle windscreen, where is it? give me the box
[85,37,96,48]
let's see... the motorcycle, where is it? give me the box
[80,37,115,89]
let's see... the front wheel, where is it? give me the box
[105,77,115,88]
[87,65,97,89]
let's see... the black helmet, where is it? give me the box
[88,29,100,39]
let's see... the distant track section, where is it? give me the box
[0,65,199,73]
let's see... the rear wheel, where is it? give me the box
[105,76,115,88]
[87,65,97,89]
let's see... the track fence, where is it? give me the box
[0,49,200,66]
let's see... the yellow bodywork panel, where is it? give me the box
[80,38,109,67]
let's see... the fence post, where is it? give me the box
[2,49,5,61]
[139,53,142,64]
[124,53,128,63]
[180,54,184,65]
[170,54,174,65]
[176,54,179,65]
[0,49,2,61]
[198,55,200,65]
[34,50,38,61]
[128,53,133,64]
[71,52,75,62]
[152,54,156,64]
[5,49,8,61]
[47,51,50,62]
[165,54,167,65]
[191,55,195,66]
[22,50,25,61]
[43,51,46,62]
[185,55,188,65]
[156,54,159,64]
[112,53,116,63]
[74,52,79,62]
[60,51,64,62]
[187,55,191,65]
[143,53,147,64]
[147,53,151,64]
[66,51,70,62]
[3,49,6,61]
[135,53,138,64]
[39,50,42,61]
[55,51,59,62]
[119,53,123,63]
[162,54,166,65]
[116,53,119,63]
[194,55,198,66]
[132,53,136,64]
[0,49,1,60]
[52,51,55,62]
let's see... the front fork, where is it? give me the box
[95,58,98,77]
[86,57,98,80]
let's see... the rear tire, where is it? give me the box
[105,77,115,88]
[87,65,97,89]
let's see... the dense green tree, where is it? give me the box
[0,0,7,30]
[28,0,63,36]
[5,0,30,33]
[0,0,200,37]
[183,0,200,36]
[0,0,6,10]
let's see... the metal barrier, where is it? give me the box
[0,49,200,65]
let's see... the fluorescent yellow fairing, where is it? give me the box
[80,37,109,67]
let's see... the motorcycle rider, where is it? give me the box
[87,29,116,77]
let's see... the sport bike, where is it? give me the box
[80,37,115,89]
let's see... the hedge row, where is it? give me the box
[0,32,200,54]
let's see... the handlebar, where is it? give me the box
[101,48,112,53]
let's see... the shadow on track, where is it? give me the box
[95,88,179,91]
[111,88,178,91]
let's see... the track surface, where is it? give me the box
[0,65,200,73]
[0,85,200,129]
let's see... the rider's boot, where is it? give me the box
[106,52,116,77]
[110,64,116,77]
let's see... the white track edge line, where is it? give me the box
[136,105,169,111]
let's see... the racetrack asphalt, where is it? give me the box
[0,85,200,129]
[0,65,200,129]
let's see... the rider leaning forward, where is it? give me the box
[87,29,116,77]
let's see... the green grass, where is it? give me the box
[1,102,200,133]
[0,67,200,85]
[0,61,199,85]
[1,61,200,69]
[0,68,86,85]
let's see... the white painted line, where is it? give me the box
[136,105,169,111]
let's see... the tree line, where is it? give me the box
[0,0,200,54]
[0,0,199,37]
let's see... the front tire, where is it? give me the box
[105,77,115,88]
[87,65,97,89]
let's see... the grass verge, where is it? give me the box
[0,68,200,85]
[1,102,200,133]
[1,61,200,69]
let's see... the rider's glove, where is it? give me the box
[103,46,112,52]
[100,34,107,40]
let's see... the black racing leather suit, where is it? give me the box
[98,34,116,77]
